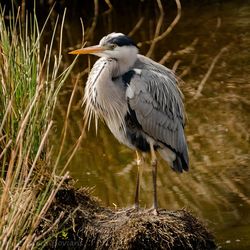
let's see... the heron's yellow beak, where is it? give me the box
[68,45,105,55]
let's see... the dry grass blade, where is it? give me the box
[172,59,181,73]
[146,0,164,57]
[193,44,231,100]
[54,74,81,173]
[34,211,65,242]
[85,0,99,41]
[146,0,181,57]
[158,51,172,65]
[128,17,144,37]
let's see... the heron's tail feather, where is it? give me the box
[173,155,189,173]
[158,147,189,173]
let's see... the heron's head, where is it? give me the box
[69,33,138,60]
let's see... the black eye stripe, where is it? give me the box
[107,36,137,47]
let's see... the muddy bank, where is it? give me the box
[38,186,216,249]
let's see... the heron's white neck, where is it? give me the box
[112,46,138,77]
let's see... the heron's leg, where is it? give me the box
[134,150,142,210]
[150,142,158,215]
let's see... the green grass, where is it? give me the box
[0,4,76,249]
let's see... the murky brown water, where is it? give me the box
[55,1,250,249]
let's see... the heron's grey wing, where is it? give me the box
[135,54,182,86]
[126,66,189,172]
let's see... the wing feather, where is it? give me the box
[127,56,189,170]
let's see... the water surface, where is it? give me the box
[55,1,250,249]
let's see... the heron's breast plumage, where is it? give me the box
[84,58,133,147]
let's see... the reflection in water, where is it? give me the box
[54,1,250,249]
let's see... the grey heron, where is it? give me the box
[69,32,189,214]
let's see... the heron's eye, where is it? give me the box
[110,44,117,50]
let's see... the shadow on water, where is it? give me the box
[47,1,250,249]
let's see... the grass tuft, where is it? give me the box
[0,3,75,249]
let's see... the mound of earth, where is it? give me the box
[39,187,216,250]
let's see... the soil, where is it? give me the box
[38,186,217,250]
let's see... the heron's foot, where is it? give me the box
[133,203,140,211]
[121,206,140,216]
[148,206,159,216]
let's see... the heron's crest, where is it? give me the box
[100,32,137,48]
